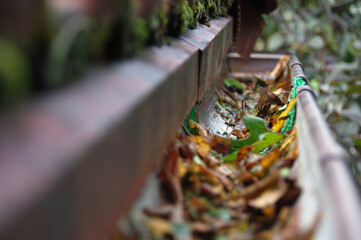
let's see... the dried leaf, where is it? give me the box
[269,56,290,80]
[146,217,172,237]
[248,184,288,209]
[272,97,297,132]
[236,173,279,199]
[189,119,208,136]
[267,91,285,106]
[199,165,234,191]
[223,145,254,162]
[201,182,223,198]
[188,135,211,157]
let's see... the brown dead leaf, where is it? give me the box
[221,86,241,106]
[191,219,243,235]
[144,205,175,219]
[269,56,290,80]
[209,135,232,155]
[203,154,221,167]
[201,182,223,198]
[261,205,276,218]
[276,181,301,208]
[255,230,273,240]
[237,164,258,186]
[146,217,172,237]
[223,199,247,213]
[215,165,235,178]
[273,88,290,106]
[257,87,285,118]
[187,197,208,210]
[189,119,208,136]
[236,172,279,199]
[158,144,183,204]
[188,136,211,158]
[278,127,298,158]
[178,157,188,178]
[237,145,254,162]
[261,150,280,169]
[248,184,288,209]
[230,128,246,139]
[199,165,234,191]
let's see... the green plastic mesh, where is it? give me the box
[183,106,198,134]
[261,77,307,155]
[280,77,307,134]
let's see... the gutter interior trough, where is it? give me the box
[228,53,361,240]
[122,53,361,239]
[0,15,360,240]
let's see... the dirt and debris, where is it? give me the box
[112,56,319,240]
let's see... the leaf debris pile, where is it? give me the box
[113,56,318,240]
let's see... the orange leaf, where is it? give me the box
[272,97,296,132]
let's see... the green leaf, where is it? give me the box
[223,150,239,162]
[230,115,282,153]
[223,115,284,162]
[224,77,246,90]
[252,132,284,153]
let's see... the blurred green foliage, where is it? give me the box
[258,0,361,185]
[0,38,30,103]
[0,0,234,105]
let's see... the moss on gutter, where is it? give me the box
[189,1,206,29]
[0,38,30,104]
[169,0,194,36]
[147,3,169,44]
[0,0,235,104]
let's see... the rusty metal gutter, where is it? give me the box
[0,17,232,240]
